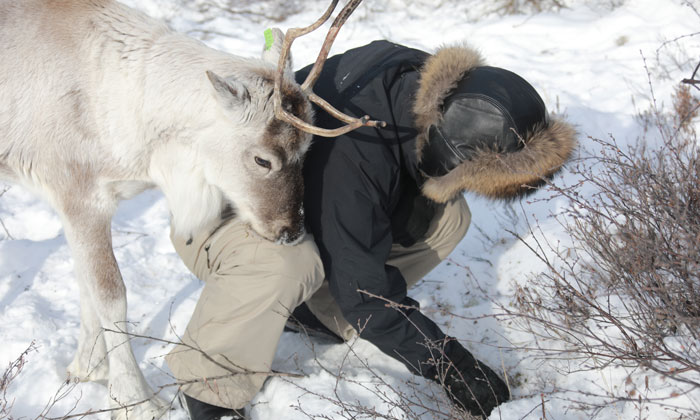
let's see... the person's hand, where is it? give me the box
[433,342,510,417]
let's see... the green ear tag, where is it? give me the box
[264,28,274,51]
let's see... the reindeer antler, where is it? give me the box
[273,0,387,137]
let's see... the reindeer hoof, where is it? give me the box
[67,358,109,383]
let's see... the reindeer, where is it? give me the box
[0,0,381,418]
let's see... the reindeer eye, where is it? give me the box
[254,156,272,169]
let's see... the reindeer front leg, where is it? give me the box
[67,278,109,382]
[61,205,166,419]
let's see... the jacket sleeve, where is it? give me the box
[316,153,450,377]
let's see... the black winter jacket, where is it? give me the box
[296,41,454,377]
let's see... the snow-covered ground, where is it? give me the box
[1,0,698,419]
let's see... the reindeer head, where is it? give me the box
[195,34,312,245]
[163,1,383,246]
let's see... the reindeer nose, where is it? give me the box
[278,225,305,246]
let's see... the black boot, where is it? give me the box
[182,393,245,420]
[284,302,344,343]
[437,342,510,418]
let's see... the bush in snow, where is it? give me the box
[1,343,35,420]
[166,0,626,27]
[506,65,700,418]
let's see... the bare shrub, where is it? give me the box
[181,0,306,23]
[493,0,568,15]
[1,342,35,419]
[675,65,700,134]
[491,0,626,15]
[174,0,626,30]
[502,65,700,417]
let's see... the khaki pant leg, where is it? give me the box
[165,219,324,409]
[389,195,471,288]
[305,196,471,341]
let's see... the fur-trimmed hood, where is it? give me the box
[413,44,577,202]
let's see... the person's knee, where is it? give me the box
[449,196,471,240]
[431,196,471,256]
[267,235,325,305]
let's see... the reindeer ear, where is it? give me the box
[261,28,292,73]
[206,70,250,108]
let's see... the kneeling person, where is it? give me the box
[293,40,576,417]
[170,39,576,420]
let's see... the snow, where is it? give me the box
[1,0,699,419]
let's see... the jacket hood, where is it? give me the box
[413,44,577,202]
